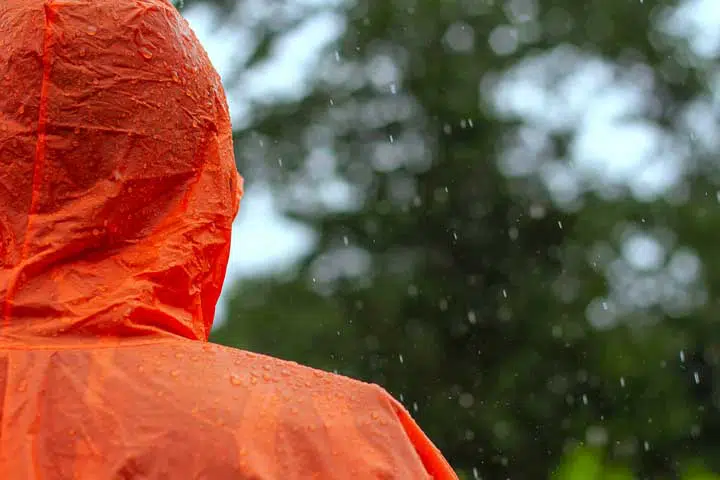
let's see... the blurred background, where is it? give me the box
[178,0,720,477]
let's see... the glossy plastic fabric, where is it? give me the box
[0,0,457,478]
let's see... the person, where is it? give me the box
[0,0,458,478]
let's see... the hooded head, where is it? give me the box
[0,0,243,345]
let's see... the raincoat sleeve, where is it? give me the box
[376,385,459,479]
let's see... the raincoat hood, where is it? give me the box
[0,0,243,345]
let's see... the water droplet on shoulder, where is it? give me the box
[139,47,153,60]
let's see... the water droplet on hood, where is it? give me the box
[139,47,153,60]
[86,25,98,36]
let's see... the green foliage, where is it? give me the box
[552,447,720,480]
[196,0,720,476]
[553,447,628,480]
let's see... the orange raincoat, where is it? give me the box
[0,0,457,478]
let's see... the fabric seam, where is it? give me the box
[1,1,54,330]
[0,337,205,351]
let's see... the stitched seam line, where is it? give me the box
[2,2,54,329]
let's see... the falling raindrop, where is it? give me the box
[343,236,349,246]
[694,372,700,384]
[399,354,404,364]
[680,350,685,362]
[439,298,449,311]
[620,377,625,387]
[582,394,588,405]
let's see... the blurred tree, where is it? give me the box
[177,0,720,477]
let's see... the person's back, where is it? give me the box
[0,342,453,478]
[0,0,457,478]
